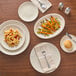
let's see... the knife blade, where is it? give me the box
[66,32,76,44]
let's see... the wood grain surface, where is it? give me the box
[0,0,76,76]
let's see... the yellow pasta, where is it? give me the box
[4,28,21,47]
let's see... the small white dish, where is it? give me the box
[34,13,65,39]
[0,20,30,55]
[30,42,61,73]
[18,1,39,22]
[60,34,76,53]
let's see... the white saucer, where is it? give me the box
[30,42,61,73]
[18,1,39,22]
[0,20,30,55]
[60,34,76,53]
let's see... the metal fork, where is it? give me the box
[42,50,50,68]
[37,0,47,9]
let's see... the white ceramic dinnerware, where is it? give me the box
[18,1,39,22]
[60,34,76,53]
[34,13,65,39]
[0,23,25,51]
[30,42,61,73]
[0,20,30,55]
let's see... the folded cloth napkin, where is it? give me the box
[34,44,56,73]
[31,0,52,13]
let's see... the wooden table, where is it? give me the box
[0,0,76,76]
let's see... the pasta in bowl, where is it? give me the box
[0,24,25,51]
[4,28,22,47]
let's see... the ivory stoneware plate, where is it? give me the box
[34,13,65,39]
[30,42,61,73]
[0,20,30,55]
[0,21,25,51]
[18,1,39,22]
[60,34,76,53]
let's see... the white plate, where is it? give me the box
[60,34,76,53]
[18,1,39,22]
[0,21,25,51]
[0,20,30,55]
[34,13,65,39]
[30,42,61,73]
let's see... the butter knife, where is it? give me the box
[66,32,76,44]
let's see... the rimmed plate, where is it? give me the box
[30,42,61,73]
[34,13,65,39]
[18,1,39,22]
[0,21,25,51]
[0,20,30,55]
[60,34,76,53]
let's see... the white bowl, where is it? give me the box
[18,1,39,22]
[0,20,30,55]
[0,24,25,51]
[34,13,65,39]
[30,42,61,73]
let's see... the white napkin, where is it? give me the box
[34,44,56,73]
[31,0,52,13]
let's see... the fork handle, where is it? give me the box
[37,0,42,5]
[44,56,50,68]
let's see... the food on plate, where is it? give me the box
[37,16,60,36]
[64,40,72,49]
[4,28,22,47]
